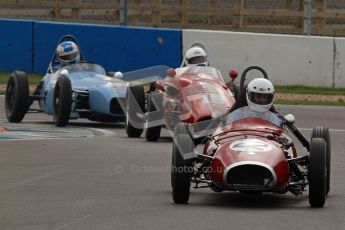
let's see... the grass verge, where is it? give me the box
[0,72,344,106]
[275,85,345,95]
[275,99,345,106]
[0,72,42,85]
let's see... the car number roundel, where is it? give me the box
[229,139,272,152]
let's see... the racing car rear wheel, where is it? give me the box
[311,127,331,195]
[5,71,29,122]
[171,134,194,204]
[308,138,327,208]
[146,92,163,142]
[53,75,72,127]
[125,84,146,137]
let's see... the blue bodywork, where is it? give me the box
[38,62,128,121]
[29,35,169,123]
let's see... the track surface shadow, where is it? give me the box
[163,190,308,209]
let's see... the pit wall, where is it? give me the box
[1,18,344,87]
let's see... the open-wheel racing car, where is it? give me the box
[171,66,331,208]
[135,64,238,142]
[125,42,238,140]
[5,35,167,128]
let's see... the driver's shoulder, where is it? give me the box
[234,106,251,114]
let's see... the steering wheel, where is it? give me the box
[239,66,269,91]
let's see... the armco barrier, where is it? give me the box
[33,21,181,73]
[183,29,338,88]
[0,19,34,72]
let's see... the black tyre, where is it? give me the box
[174,122,188,136]
[210,186,224,193]
[53,75,72,127]
[5,71,29,122]
[170,122,191,188]
[174,122,195,144]
[311,127,331,195]
[146,92,162,142]
[171,134,194,204]
[309,138,327,208]
[125,84,146,137]
[170,123,195,187]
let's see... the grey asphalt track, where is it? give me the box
[0,95,345,230]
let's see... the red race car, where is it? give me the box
[142,65,238,142]
[171,66,331,208]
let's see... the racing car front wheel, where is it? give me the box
[53,75,72,127]
[146,92,163,142]
[308,138,327,208]
[125,84,146,137]
[174,122,195,145]
[5,71,29,122]
[171,134,194,204]
[311,127,331,196]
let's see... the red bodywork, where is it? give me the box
[156,67,235,128]
[204,118,297,192]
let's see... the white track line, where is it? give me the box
[52,212,96,230]
[299,128,345,132]
[88,128,117,136]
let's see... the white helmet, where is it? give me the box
[185,47,209,66]
[246,78,275,113]
[56,41,80,65]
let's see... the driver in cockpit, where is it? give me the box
[183,46,210,67]
[56,41,81,66]
[226,78,283,127]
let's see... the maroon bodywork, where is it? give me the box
[171,66,330,207]
[204,118,296,192]
[155,66,235,129]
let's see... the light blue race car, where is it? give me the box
[5,35,168,134]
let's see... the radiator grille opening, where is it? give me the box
[226,164,275,189]
[110,98,124,115]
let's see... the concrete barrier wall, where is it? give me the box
[33,21,181,73]
[0,19,181,73]
[183,30,342,88]
[334,38,345,88]
[0,19,33,72]
[1,18,344,87]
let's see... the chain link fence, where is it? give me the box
[0,0,345,36]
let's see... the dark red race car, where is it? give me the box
[140,65,238,142]
[171,66,331,208]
